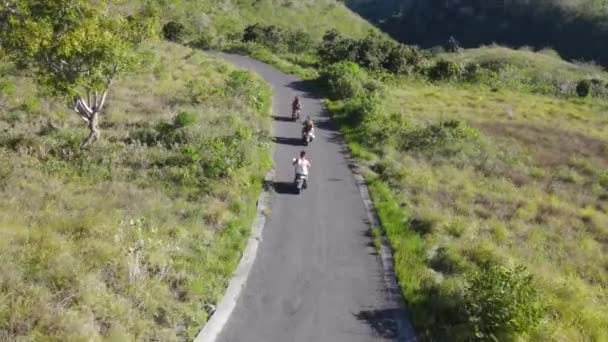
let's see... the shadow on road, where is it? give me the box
[273,181,298,195]
[271,115,295,122]
[286,80,322,99]
[273,136,303,146]
[354,309,403,339]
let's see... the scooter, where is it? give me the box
[292,109,300,121]
[302,128,314,146]
[294,174,308,194]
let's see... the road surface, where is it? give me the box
[216,54,415,342]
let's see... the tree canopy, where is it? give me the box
[0,0,159,145]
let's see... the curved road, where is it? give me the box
[216,54,415,342]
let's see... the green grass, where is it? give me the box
[443,45,607,82]
[154,0,377,41]
[328,62,608,340]
[0,41,272,340]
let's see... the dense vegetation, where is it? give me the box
[0,41,272,341]
[346,0,608,65]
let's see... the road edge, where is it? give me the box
[336,136,418,342]
[194,168,275,342]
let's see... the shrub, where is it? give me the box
[162,21,186,42]
[400,120,479,151]
[428,60,461,81]
[174,111,197,128]
[576,79,591,97]
[465,264,545,340]
[285,30,315,53]
[321,61,368,100]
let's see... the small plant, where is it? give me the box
[465,264,544,340]
[162,21,186,42]
[174,111,197,128]
[575,79,591,97]
[400,120,479,151]
[322,61,368,100]
[429,60,461,81]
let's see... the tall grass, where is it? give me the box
[0,42,272,340]
[326,60,608,340]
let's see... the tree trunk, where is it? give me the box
[81,111,100,147]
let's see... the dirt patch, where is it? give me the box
[477,121,608,168]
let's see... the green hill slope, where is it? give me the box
[0,42,271,341]
[158,0,376,40]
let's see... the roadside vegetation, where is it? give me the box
[317,33,608,342]
[0,40,271,341]
[0,1,272,339]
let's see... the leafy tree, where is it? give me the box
[0,0,159,147]
[465,264,545,340]
[162,21,186,43]
[576,79,591,97]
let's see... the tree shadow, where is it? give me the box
[286,80,323,99]
[354,309,402,339]
[273,136,303,146]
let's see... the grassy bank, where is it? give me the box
[327,65,608,340]
[0,42,272,340]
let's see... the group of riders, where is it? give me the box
[291,96,313,191]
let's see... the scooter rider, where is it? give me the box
[292,96,302,117]
[292,150,311,187]
[302,116,315,140]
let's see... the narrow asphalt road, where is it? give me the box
[215,54,415,342]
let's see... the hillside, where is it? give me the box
[292,18,608,340]
[158,0,377,41]
[0,0,380,339]
[345,0,608,65]
[0,41,272,340]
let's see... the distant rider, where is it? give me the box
[292,150,311,187]
[292,96,302,116]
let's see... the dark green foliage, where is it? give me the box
[318,30,425,73]
[465,264,545,339]
[162,21,186,42]
[400,120,479,151]
[242,24,315,54]
[174,111,197,128]
[321,61,369,100]
[576,79,591,97]
[428,60,461,81]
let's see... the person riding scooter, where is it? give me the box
[302,116,315,143]
[292,96,302,120]
[292,150,311,191]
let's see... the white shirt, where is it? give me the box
[294,158,311,175]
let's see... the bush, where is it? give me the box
[174,111,197,128]
[465,264,544,340]
[428,60,461,81]
[576,79,591,97]
[162,21,186,42]
[400,120,479,151]
[318,30,426,74]
[285,30,315,53]
[321,61,368,100]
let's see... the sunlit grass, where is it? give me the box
[0,41,271,340]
